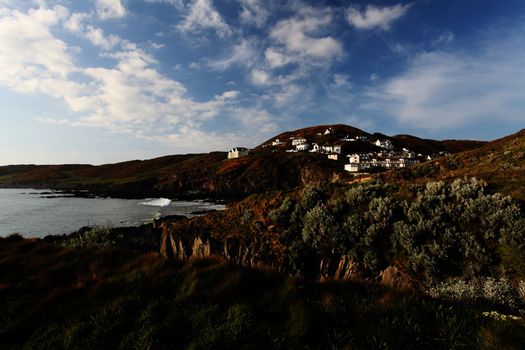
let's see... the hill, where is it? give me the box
[0,124,487,200]
[257,124,486,155]
[382,128,525,199]
[0,151,345,200]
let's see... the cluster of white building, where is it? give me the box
[228,130,445,174]
[344,153,420,172]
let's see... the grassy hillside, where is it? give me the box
[258,124,486,155]
[1,234,524,349]
[0,124,487,200]
[0,151,347,199]
[382,129,525,199]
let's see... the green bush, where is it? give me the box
[427,277,523,310]
[269,197,295,227]
[301,204,339,253]
[63,226,115,249]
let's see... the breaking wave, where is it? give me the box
[139,198,172,207]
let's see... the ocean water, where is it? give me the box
[0,188,225,238]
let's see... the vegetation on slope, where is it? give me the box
[0,124,487,200]
[0,151,345,200]
[162,178,525,313]
[1,235,524,349]
[381,129,525,199]
[258,124,486,155]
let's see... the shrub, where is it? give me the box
[269,197,295,227]
[427,277,523,310]
[223,304,254,343]
[301,204,339,254]
[392,178,525,281]
[63,226,115,249]
[240,209,255,225]
[287,240,317,277]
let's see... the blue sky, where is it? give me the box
[0,0,524,165]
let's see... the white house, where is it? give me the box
[321,144,343,154]
[292,138,307,146]
[340,135,355,142]
[310,143,320,153]
[345,152,420,172]
[404,151,416,159]
[228,147,249,159]
[296,143,310,151]
[272,139,285,146]
[327,154,339,161]
[345,154,371,172]
[374,139,394,150]
[324,128,333,135]
[348,154,361,164]
[345,163,363,172]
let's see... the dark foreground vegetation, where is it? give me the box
[1,127,523,348]
[1,234,525,349]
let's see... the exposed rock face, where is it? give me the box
[159,222,282,271]
[379,265,417,290]
[158,217,375,281]
[159,218,415,286]
[319,255,361,281]
[334,255,361,280]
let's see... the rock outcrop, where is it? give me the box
[159,221,284,272]
[159,216,372,282]
[379,265,418,290]
[319,255,362,281]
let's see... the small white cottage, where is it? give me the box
[227,147,249,159]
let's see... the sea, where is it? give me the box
[0,188,225,238]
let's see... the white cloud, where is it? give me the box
[0,3,277,149]
[150,127,240,152]
[207,39,256,70]
[64,12,121,50]
[84,25,121,50]
[250,69,270,85]
[272,84,302,106]
[230,106,278,133]
[188,61,200,69]
[239,0,268,28]
[216,90,239,100]
[150,42,166,49]
[63,12,89,33]
[96,0,126,20]
[264,48,296,68]
[143,0,185,8]
[346,3,411,31]
[269,11,343,65]
[176,0,231,38]
[0,5,76,96]
[370,38,525,131]
[433,31,455,46]
[333,74,351,88]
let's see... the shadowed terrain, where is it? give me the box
[1,235,524,349]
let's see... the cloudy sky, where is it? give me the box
[0,0,524,165]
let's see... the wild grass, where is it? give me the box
[1,235,525,349]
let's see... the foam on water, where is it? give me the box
[138,198,172,207]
